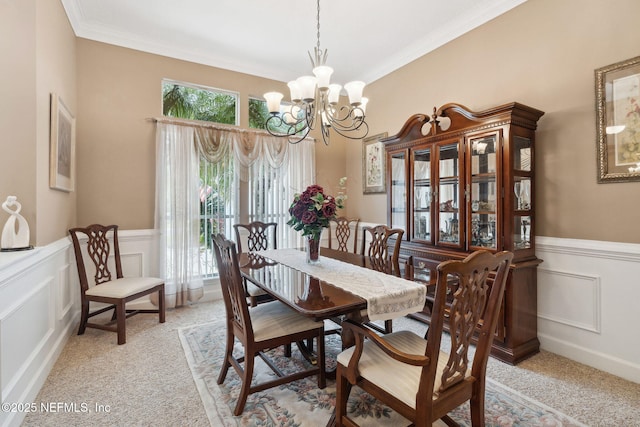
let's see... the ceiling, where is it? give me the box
[61,0,526,86]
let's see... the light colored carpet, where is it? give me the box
[23,299,640,426]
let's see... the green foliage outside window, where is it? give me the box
[162,81,237,251]
[162,83,237,124]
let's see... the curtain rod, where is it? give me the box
[148,117,315,142]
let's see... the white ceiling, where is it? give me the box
[61,0,526,86]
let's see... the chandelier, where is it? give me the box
[263,0,369,145]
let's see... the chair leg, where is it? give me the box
[158,287,166,323]
[217,331,234,384]
[234,350,254,416]
[470,380,486,427]
[335,364,352,426]
[78,300,89,335]
[384,319,393,334]
[116,301,126,345]
[316,333,326,389]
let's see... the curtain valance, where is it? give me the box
[152,117,310,181]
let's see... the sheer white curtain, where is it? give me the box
[195,126,315,249]
[257,137,315,248]
[155,118,315,305]
[155,122,204,307]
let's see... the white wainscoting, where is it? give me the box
[536,236,640,384]
[0,238,75,427]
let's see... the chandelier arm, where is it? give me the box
[330,121,370,140]
[320,103,367,132]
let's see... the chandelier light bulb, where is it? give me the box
[313,65,333,90]
[264,92,284,114]
[297,76,318,102]
[344,81,366,106]
[354,97,368,117]
[287,80,301,103]
[328,84,342,105]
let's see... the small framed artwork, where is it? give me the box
[362,132,387,194]
[50,93,76,192]
[595,55,640,183]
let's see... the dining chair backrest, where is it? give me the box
[360,225,404,276]
[335,249,513,426]
[429,250,513,395]
[328,217,360,253]
[233,221,277,253]
[211,233,253,343]
[232,221,277,306]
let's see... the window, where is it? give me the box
[162,81,313,279]
[162,80,238,125]
[248,97,269,129]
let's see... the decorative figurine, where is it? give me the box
[1,196,32,251]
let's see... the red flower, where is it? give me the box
[301,210,317,224]
[287,184,344,238]
[321,199,337,218]
[305,185,324,196]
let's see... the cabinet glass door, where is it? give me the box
[436,142,462,247]
[390,151,407,231]
[513,176,532,249]
[413,148,431,242]
[513,136,533,250]
[470,135,498,250]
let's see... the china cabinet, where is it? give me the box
[383,102,544,364]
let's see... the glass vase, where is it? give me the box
[306,234,321,263]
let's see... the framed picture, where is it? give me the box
[362,132,387,194]
[595,55,640,183]
[50,93,76,192]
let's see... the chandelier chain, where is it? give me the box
[316,0,321,52]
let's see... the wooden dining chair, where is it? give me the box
[328,217,360,253]
[335,250,513,427]
[233,221,277,306]
[211,233,326,416]
[360,224,404,333]
[68,224,165,345]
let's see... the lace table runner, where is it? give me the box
[257,249,426,321]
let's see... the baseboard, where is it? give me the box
[539,332,640,384]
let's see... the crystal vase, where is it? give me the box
[306,234,321,264]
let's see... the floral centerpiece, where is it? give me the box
[287,184,344,263]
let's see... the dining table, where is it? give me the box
[239,247,431,427]
[238,247,429,349]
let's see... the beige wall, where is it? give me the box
[348,0,640,243]
[0,0,37,243]
[36,0,77,245]
[0,0,76,246]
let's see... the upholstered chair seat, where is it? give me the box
[337,330,469,408]
[250,300,325,342]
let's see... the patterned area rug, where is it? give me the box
[179,318,587,427]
